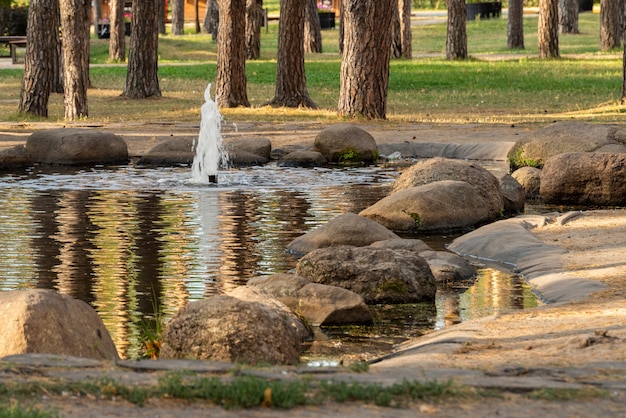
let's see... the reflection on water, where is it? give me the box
[0,163,540,360]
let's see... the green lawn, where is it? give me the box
[0,12,623,124]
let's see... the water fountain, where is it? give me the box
[189,84,229,184]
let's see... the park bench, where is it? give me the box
[0,36,27,64]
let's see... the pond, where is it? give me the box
[0,162,540,361]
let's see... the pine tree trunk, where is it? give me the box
[18,0,58,117]
[399,0,412,58]
[203,0,219,41]
[446,0,467,59]
[122,0,161,99]
[622,2,626,103]
[508,0,525,49]
[338,0,395,119]
[267,0,316,108]
[559,0,579,34]
[109,0,125,62]
[246,0,263,59]
[538,0,559,58]
[59,0,90,120]
[171,0,184,35]
[195,0,201,33]
[158,0,166,34]
[216,0,249,107]
[392,5,401,58]
[304,0,322,54]
[600,0,621,50]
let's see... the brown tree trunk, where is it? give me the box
[158,0,166,34]
[398,0,412,58]
[338,0,344,53]
[304,0,322,53]
[538,0,560,58]
[122,0,161,99]
[246,0,263,59]
[216,0,249,107]
[446,0,467,60]
[338,0,395,119]
[109,0,125,62]
[18,0,59,117]
[92,0,102,35]
[600,0,621,50]
[267,0,316,108]
[203,0,219,41]
[622,0,626,103]
[195,0,201,33]
[59,0,90,120]
[392,4,401,58]
[171,0,184,35]
[508,0,525,49]
[559,0,579,34]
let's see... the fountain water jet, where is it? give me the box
[190,84,229,184]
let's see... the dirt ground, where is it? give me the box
[1,121,626,417]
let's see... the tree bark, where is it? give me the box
[59,0,90,120]
[195,0,201,33]
[600,0,621,50]
[559,0,579,34]
[392,4,401,58]
[338,0,395,119]
[158,0,166,34]
[246,0,263,59]
[216,0,249,107]
[446,0,467,60]
[203,0,219,41]
[508,0,525,49]
[304,0,322,53]
[18,0,59,117]
[538,0,559,58]
[267,0,316,108]
[622,0,626,103]
[109,0,125,62]
[171,0,184,35]
[92,0,102,35]
[398,0,412,58]
[122,0,161,99]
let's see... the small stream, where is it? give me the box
[0,162,540,361]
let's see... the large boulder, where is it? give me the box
[160,295,305,365]
[295,246,437,304]
[137,137,194,166]
[277,150,327,167]
[540,152,626,206]
[312,124,378,163]
[369,238,476,283]
[511,166,542,200]
[0,144,32,169]
[360,180,492,233]
[392,157,503,221]
[225,137,271,161]
[507,121,626,170]
[244,273,372,326]
[0,289,119,360]
[26,128,128,165]
[499,173,525,215]
[286,212,399,256]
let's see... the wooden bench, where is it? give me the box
[0,36,27,64]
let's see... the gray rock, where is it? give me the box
[137,137,194,166]
[392,157,503,221]
[244,273,372,326]
[286,212,399,256]
[295,246,437,304]
[160,295,306,365]
[313,124,378,163]
[511,166,542,200]
[225,137,272,160]
[360,180,491,233]
[541,152,626,206]
[0,289,119,360]
[277,150,327,167]
[507,121,626,170]
[0,144,31,169]
[228,149,269,166]
[499,173,525,215]
[369,238,433,253]
[26,128,128,165]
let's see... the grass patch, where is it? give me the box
[0,401,59,418]
[1,13,623,124]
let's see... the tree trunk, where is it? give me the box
[216,0,249,107]
[171,0,184,35]
[398,0,412,58]
[446,0,467,60]
[508,0,525,49]
[246,0,263,59]
[203,0,219,41]
[392,4,401,58]
[122,0,161,99]
[304,0,322,53]
[338,0,344,53]
[92,0,102,36]
[195,0,201,33]
[622,0,626,102]
[109,0,126,62]
[59,0,90,120]
[538,0,559,58]
[158,0,166,34]
[559,0,579,34]
[18,0,59,117]
[267,0,316,108]
[338,0,395,119]
[600,0,621,50]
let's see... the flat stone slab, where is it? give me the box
[117,358,235,373]
[1,353,103,368]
